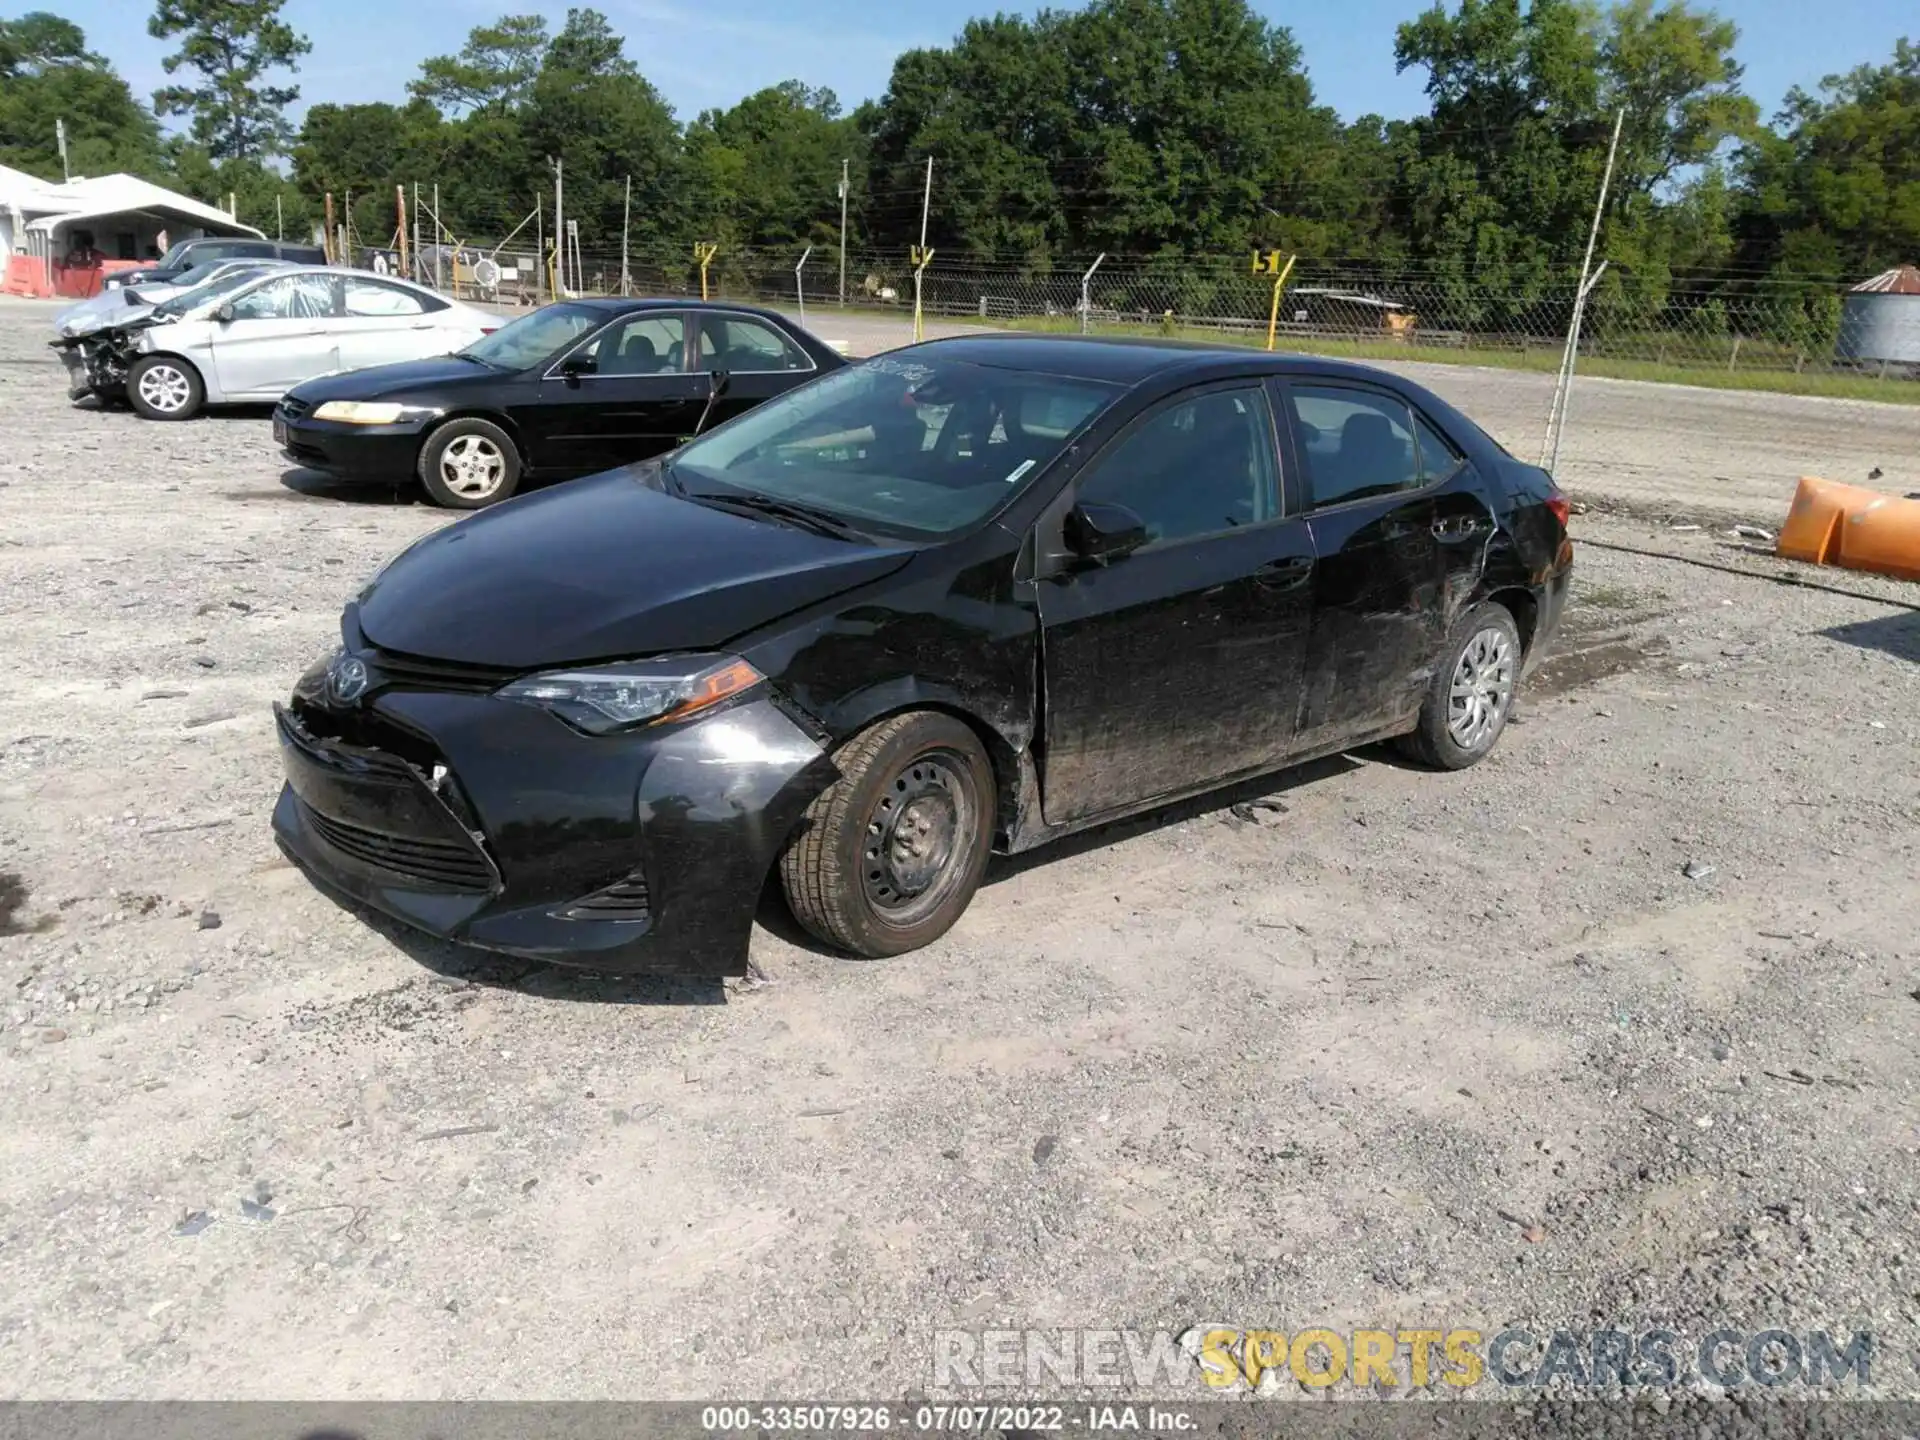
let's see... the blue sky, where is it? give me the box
[25,0,1916,130]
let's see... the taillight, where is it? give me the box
[1546,494,1570,528]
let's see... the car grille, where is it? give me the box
[366,648,518,695]
[300,800,494,893]
[277,395,313,421]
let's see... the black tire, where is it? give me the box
[417,417,522,509]
[127,355,204,421]
[779,712,996,958]
[1398,601,1523,771]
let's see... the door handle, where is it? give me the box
[1432,516,1491,542]
[1254,556,1313,589]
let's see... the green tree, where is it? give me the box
[148,0,312,159]
[684,81,862,251]
[520,9,681,257]
[409,14,549,115]
[1734,37,1920,279]
[0,13,165,178]
[1393,0,1755,324]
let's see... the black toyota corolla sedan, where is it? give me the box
[275,298,845,508]
[272,336,1572,977]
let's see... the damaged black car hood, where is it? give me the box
[354,469,915,670]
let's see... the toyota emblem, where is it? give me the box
[327,653,370,705]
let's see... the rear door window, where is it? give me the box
[697,315,813,373]
[1287,385,1423,510]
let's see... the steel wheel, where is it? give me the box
[861,748,979,928]
[437,434,507,501]
[1447,625,1515,751]
[136,362,192,415]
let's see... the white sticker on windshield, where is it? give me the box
[1004,458,1037,485]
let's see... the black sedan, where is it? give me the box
[275,298,846,508]
[271,336,1573,977]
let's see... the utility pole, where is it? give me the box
[275,194,283,243]
[323,192,336,264]
[431,182,442,290]
[549,157,564,297]
[395,185,408,278]
[620,174,631,296]
[1542,107,1626,474]
[918,155,933,251]
[535,194,545,304]
[411,183,420,284]
[838,158,849,306]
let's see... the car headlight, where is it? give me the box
[496,655,763,735]
[312,401,434,425]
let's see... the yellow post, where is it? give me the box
[694,242,719,301]
[1265,254,1296,352]
[910,245,935,341]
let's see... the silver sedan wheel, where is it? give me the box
[438,434,507,501]
[1447,625,1515,751]
[136,363,193,415]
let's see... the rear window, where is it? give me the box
[278,245,327,263]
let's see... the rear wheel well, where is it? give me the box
[1483,587,1538,656]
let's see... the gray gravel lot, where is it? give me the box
[0,295,1915,1403]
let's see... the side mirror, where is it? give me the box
[560,352,596,382]
[215,303,235,323]
[1064,501,1149,565]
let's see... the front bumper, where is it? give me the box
[271,687,838,976]
[278,410,430,481]
[51,341,109,401]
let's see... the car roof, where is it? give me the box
[551,296,801,323]
[887,332,1413,389]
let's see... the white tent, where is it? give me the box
[0,162,68,257]
[24,172,263,258]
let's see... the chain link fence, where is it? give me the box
[357,224,1919,518]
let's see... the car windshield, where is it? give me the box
[668,355,1119,540]
[154,241,195,268]
[458,303,601,369]
[151,266,277,318]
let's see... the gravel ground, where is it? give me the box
[0,296,1915,1403]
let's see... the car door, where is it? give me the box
[333,276,456,373]
[207,272,342,398]
[1034,382,1315,827]
[1279,379,1497,752]
[691,312,820,426]
[521,312,702,476]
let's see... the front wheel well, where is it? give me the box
[421,409,527,462]
[816,701,1024,846]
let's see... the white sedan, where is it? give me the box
[51,259,292,340]
[53,266,498,421]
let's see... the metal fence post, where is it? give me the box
[1079,252,1106,334]
[795,246,812,324]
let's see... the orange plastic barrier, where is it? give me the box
[1776,475,1920,583]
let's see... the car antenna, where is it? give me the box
[692,368,730,437]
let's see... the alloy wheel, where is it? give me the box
[1447,625,1515,751]
[861,749,978,928]
[137,363,192,415]
[439,434,507,500]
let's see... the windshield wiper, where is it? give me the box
[686,490,866,542]
[451,351,498,367]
